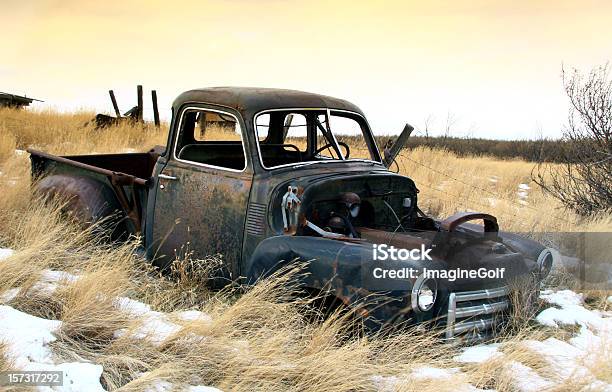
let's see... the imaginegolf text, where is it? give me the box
[372,267,506,282]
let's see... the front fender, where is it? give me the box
[246,236,371,289]
[454,222,550,275]
[246,236,438,325]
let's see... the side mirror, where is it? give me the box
[383,123,414,168]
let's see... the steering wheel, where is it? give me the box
[313,141,350,159]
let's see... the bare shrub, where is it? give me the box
[534,64,612,216]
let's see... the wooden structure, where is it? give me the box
[0,92,43,108]
[95,85,161,128]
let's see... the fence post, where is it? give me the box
[152,90,160,127]
[137,85,143,122]
[109,90,121,117]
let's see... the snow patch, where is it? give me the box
[570,326,612,360]
[0,288,20,303]
[26,269,82,297]
[507,361,555,392]
[540,289,584,307]
[0,305,106,391]
[411,366,460,379]
[115,311,181,346]
[40,270,80,284]
[37,362,105,392]
[0,248,15,261]
[372,369,489,392]
[0,305,60,367]
[114,296,152,317]
[537,289,610,331]
[523,338,587,379]
[536,305,605,329]
[528,291,612,389]
[455,343,501,363]
[114,299,213,345]
[133,313,181,345]
[114,296,182,345]
[145,380,173,392]
[188,386,223,392]
[371,374,400,392]
[177,310,213,324]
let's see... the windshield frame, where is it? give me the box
[253,107,383,170]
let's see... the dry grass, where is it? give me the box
[0,131,16,164]
[0,107,610,390]
[295,136,610,233]
[395,146,612,233]
[0,171,459,390]
[0,107,167,155]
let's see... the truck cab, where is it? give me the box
[148,88,387,277]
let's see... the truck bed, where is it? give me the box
[27,147,165,236]
[28,148,163,185]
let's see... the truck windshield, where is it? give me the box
[255,109,381,169]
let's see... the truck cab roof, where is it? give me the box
[173,87,365,119]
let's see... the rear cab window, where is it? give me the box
[174,108,246,171]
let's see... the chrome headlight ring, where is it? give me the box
[411,274,438,313]
[536,248,554,280]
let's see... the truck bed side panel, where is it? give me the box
[29,149,153,236]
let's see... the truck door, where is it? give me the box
[149,105,253,281]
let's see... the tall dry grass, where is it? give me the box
[396,147,573,232]
[0,107,610,390]
[0,187,461,391]
[304,137,612,233]
[0,107,167,155]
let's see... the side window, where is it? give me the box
[256,112,308,168]
[256,113,270,141]
[282,113,307,152]
[256,112,307,150]
[330,114,374,161]
[175,108,246,171]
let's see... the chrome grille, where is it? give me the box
[446,286,509,342]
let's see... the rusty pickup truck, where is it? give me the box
[28,87,554,341]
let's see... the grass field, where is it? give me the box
[0,108,610,391]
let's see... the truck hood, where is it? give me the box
[268,169,418,233]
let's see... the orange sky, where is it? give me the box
[2,0,611,139]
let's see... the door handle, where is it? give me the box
[158,174,178,181]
